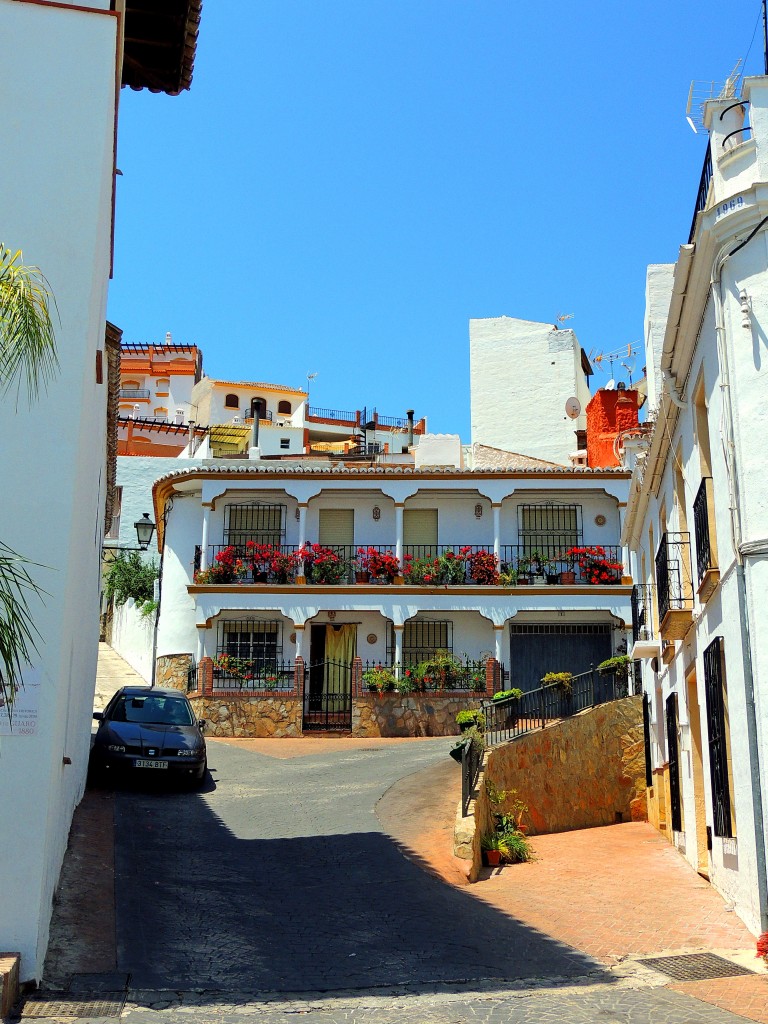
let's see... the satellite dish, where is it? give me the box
[605,379,616,391]
[565,397,581,420]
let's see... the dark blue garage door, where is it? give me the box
[509,622,612,692]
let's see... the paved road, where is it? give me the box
[33,737,757,1024]
[114,739,597,992]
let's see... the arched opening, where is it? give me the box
[277,400,292,414]
[250,397,267,420]
[224,393,239,409]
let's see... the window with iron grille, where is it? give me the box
[703,636,734,838]
[642,693,653,788]
[389,620,453,664]
[218,620,282,667]
[518,504,581,558]
[666,693,682,832]
[224,503,285,546]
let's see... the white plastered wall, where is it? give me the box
[0,0,117,979]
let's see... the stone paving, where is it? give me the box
[33,731,767,1024]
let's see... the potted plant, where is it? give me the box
[542,671,573,692]
[559,549,577,585]
[245,541,274,582]
[416,649,462,689]
[498,566,517,587]
[529,550,545,585]
[563,546,623,585]
[455,708,485,733]
[298,543,350,585]
[515,554,532,585]
[354,547,400,584]
[194,546,245,585]
[491,687,523,726]
[544,558,560,585]
[362,665,396,694]
[480,832,509,866]
[467,549,499,585]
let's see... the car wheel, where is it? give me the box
[188,757,207,791]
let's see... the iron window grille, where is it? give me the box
[655,532,693,622]
[703,636,734,838]
[693,478,716,583]
[223,503,286,547]
[218,619,282,665]
[642,693,653,788]
[517,503,582,559]
[666,693,683,832]
[389,620,453,664]
[631,583,656,642]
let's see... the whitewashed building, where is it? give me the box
[470,316,593,465]
[623,77,768,936]
[149,449,631,736]
[0,0,201,981]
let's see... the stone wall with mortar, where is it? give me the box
[189,696,303,737]
[352,695,483,737]
[477,696,647,837]
[155,654,193,692]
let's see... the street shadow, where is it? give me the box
[104,788,612,1001]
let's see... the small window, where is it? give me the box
[156,378,170,392]
[224,393,239,408]
[154,407,168,420]
[280,437,290,450]
[278,400,292,414]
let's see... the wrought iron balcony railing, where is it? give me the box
[693,477,717,583]
[655,532,694,623]
[631,583,656,643]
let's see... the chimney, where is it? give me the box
[187,420,196,448]
[586,389,639,468]
[166,331,172,344]
[406,409,414,447]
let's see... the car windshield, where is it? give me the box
[110,694,195,726]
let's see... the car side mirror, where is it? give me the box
[93,711,104,721]
[198,719,206,730]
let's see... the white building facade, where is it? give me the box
[0,0,200,980]
[150,458,632,736]
[624,78,768,937]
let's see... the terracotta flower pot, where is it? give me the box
[355,571,369,584]
[560,571,576,585]
[484,850,502,866]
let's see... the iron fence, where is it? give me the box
[306,405,356,422]
[187,662,198,693]
[688,142,713,244]
[499,544,623,582]
[200,544,300,582]
[360,658,488,694]
[461,730,484,815]
[481,666,626,745]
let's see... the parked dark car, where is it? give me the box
[91,686,207,787]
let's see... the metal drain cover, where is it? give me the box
[20,993,125,1018]
[639,953,755,981]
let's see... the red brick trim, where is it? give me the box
[200,657,214,696]
[485,658,498,696]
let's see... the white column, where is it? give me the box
[494,624,504,664]
[395,504,404,563]
[196,628,205,662]
[200,504,211,571]
[492,503,501,563]
[297,504,307,579]
[393,624,403,673]
[294,624,304,659]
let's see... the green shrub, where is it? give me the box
[455,708,485,729]
[541,671,573,691]
[104,552,158,607]
[597,655,631,677]
[492,688,523,702]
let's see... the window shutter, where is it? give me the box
[403,509,438,545]
[319,509,354,546]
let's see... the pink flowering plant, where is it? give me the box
[194,545,247,584]
[298,543,350,585]
[403,548,469,586]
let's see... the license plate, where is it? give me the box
[134,759,168,769]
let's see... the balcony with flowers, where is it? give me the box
[190,541,627,589]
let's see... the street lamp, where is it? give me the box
[133,513,156,551]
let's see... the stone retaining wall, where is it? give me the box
[351,694,483,737]
[155,653,192,692]
[476,695,647,839]
[189,695,303,737]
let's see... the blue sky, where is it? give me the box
[107,1,766,438]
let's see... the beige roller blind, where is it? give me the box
[403,509,438,545]
[319,509,354,546]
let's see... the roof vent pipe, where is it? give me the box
[406,409,414,447]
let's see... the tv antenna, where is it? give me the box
[554,312,575,329]
[590,342,640,381]
[685,58,743,133]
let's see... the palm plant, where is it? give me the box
[0,245,58,716]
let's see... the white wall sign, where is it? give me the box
[0,668,41,736]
